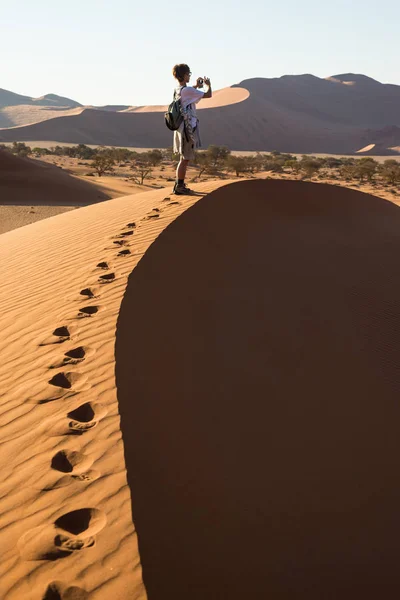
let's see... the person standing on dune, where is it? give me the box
[172,63,212,195]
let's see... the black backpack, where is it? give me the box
[164,88,184,131]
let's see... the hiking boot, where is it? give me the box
[173,182,192,195]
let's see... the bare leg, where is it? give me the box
[176,159,189,181]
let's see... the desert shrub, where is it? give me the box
[90,154,115,176]
[379,160,400,185]
[353,157,377,182]
[300,157,321,179]
[206,145,231,168]
[32,147,49,156]
[193,152,218,179]
[144,149,163,166]
[245,154,265,173]
[130,154,153,184]
[264,159,283,173]
[225,155,249,177]
[323,157,346,169]
[73,144,97,159]
[11,142,31,157]
[49,145,67,156]
[284,159,300,173]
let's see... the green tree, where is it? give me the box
[193,152,214,179]
[11,142,31,157]
[91,154,115,176]
[284,159,300,173]
[300,157,321,179]
[206,145,231,168]
[32,147,49,156]
[354,158,377,183]
[145,149,164,167]
[379,160,400,185]
[226,155,249,177]
[74,144,96,159]
[131,155,153,185]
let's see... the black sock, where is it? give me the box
[178,179,184,185]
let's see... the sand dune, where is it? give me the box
[1,74,400,153]
[0,149,110,206]
[116,180,400,599]
[0,178,233,599]
[125,87,250,112]
[0,105,85,129]
[2,179,400,598]
[0,88,81,109]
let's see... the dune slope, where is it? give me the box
[0,179,232,600]
[116,179,400,599]
[0,150,110,206]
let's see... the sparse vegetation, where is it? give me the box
[130,154,153,185]
[5,141,398,201]
[10,142,32,157]
[90,154,115,176]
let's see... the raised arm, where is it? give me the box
[202,77,212,99]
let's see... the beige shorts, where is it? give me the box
[181,132,196,161]
[174,125,201,161]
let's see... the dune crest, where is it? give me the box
[125,86,250,112]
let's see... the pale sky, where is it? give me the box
[1,0,399,106]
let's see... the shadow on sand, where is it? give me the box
[115,179,400,599]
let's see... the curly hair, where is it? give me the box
[172,63,190,82]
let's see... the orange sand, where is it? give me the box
[2,179,400,599]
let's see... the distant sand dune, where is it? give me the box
[125,87,250,112]
[0,105,84,129]
[116,179,400,599]
[1,75,400,153]
[0,149,110,206]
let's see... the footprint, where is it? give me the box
[125,222,136,228]
[67,401,107,434]
[50,346,95,369]
[99,272,116,283]
[77,305,102,318]
[162,197,170,202]
[112,239,129,246]
[80,287,100,299]
[48,371,88,391]
[113,230,133,239]
[147,214,160,219]
[43,580,89,599]
[51,449,93,474]
[18,507,105,560]
[117,249,131,257]
[40,325,77,346]
[96,261,109,269]
[55,507,107,537]
[32,372,90,404]
[168,201,181,206]
[26,371,90,404]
